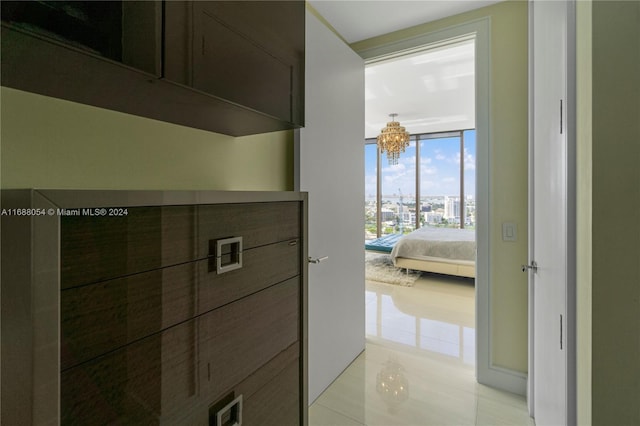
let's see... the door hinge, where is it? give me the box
[560,99,563,134]
[560,314,563,350]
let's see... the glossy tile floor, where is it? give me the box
[309,273,535,426]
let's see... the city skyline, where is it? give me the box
[365,130,476,200]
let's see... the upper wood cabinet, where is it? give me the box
[166,1,304,125]
[0,1,305,136]
[0,1,162,76]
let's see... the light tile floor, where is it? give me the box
[309,273,535,426]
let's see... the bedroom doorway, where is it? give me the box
[363,35,478,360]
[360,17,499,391]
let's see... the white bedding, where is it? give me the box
[390,227,476,264]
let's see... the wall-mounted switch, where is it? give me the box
[502,222,517,242]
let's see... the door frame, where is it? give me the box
[527,0,577,420]
[358,18,525,394]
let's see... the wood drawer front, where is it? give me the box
[61,205,196,289]
[61,319,198,424]
[60,261,196,371]
[61,279,299,424]
[197,202,300,258]
[242,359,300,426]
[205,343,300,426]
[199,277,299,401]
[61,240,299,370]
[198,238,300,314]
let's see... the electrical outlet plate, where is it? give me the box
[502,222,517,242]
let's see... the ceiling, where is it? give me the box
[308,1,497,139]
[308,1,502,44]
[364,39,475,138]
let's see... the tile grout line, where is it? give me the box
[315,401,366,426]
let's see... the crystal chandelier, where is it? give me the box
[377,113,410,165]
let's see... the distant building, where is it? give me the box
[424,211,443,224]
[380,208,394,222]
[398,211,415,226]
[444,196,460,221]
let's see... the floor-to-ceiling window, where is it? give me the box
[365,129,475,240]
[363,37,475,241]
[364,143,378,240]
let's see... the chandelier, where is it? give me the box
[377,113,410,165]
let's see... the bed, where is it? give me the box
[390,227,476,278]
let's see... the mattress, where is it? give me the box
[390,227,476,264]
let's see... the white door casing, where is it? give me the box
[529,0,576,424]
[297,10,366,404]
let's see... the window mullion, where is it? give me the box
[460,131,465,229]
[376,143,382,237]
[415,135,421,230]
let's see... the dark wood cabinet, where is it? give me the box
[165,1,304,126]
[194,1,304,124]
[1,1,162,77]
[1,1,305,136]
[1,190,308,425]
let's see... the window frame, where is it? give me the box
[365,128,475,238]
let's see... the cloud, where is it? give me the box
[446,148,475,170]
[463,148,476,170]
[382,163,406,173]
[403,155,417,166]
[365,173,377,196]
[422,166,437,175]
[382,174,395,183]
[368,139,476,198]
[421,179,437,189]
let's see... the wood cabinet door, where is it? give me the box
[0,1,161,76]
[191,2,290,122]
[170,1,302,124]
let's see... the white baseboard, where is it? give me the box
[478,365,528,396]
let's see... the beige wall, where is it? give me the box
[589,1,640,424]
[353,1,530,373]
[1,87,294,191]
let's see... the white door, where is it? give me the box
[529,0,575,424]
[298,11,366,403]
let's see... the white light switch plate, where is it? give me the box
[502,222,517,242]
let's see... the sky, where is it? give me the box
[365,130,476,201]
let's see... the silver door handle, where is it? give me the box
[308,256,328,264]
[521,261,538,273]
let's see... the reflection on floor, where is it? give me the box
[309,274,535,426]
